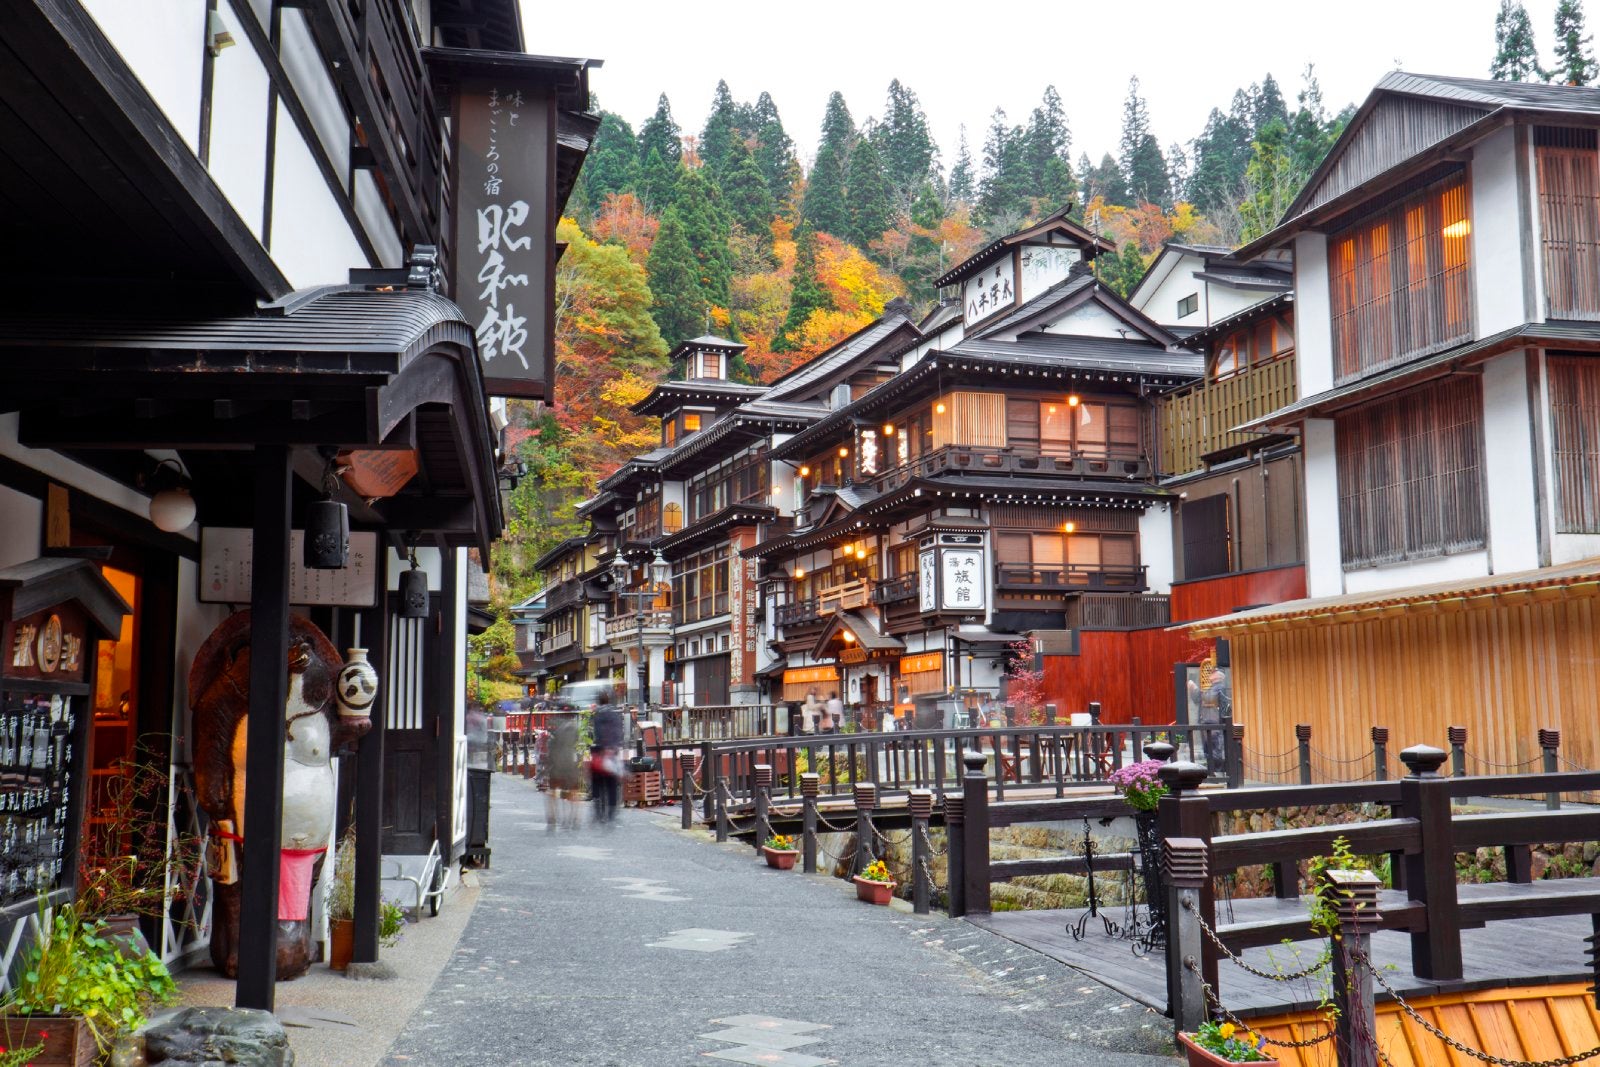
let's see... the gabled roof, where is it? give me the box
[1242,71,1600,255]
[811,611,905,659]
[631,379,766,417]
[949,335,1204,378]
[1129,243,1293,311]
[935,207,1116,288]
[969,269,1098,339]
[761,305,921,402]
[531,535,591,572]
[970,264,1182,348]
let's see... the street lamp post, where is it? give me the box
[610,549,670,708]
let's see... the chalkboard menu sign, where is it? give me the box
[0,558,128,918]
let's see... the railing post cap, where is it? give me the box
[1398,744,1449,778]
[1321,868,1383,927]
[754,763,774,787]
[1157,760,1209,792]
[1447,725,1468,745]
[1144,740,1177,763]
[1294,723,1312,741]
[908,788,934,820]
[1162,836,1209,888]
[1371,726,1389,744]
[853,781,878,810]
[1539,727,1561,748]
[962,749,988,774]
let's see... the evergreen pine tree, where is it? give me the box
[672,166,733,307]
[846,137,894,249]
[1096,241,1148,298]
[977,108,1028,225]
[1118,78,1169,205]
[772,227,832,352]
[948,126,976,204]
[646,207,705,346]
[720,139,776,249]
[1090,152,1131,208]
[1023,85,1076,214]
[750,91,798,203]
[875,79,937,206]
[1554,0,1599,84]
[1186,104,1252,214]
[579,111,640,213]
[700,80,741,176]
[638,148,680,213]
[803,93,855,237]
[1491,1,1546,81]
[637,94,682,166]
[1250,75,1290,136]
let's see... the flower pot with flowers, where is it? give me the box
[0,897,178,1067]
[1178,1020,1276,1065]
[1107,760,1170,940]
[852,860,896,905]
[761,834,799,870]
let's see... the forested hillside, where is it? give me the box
[489,69,1351,608]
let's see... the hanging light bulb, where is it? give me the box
[1067,394,1081,408]
[838,446,849,458]
[793,567,805,580]
[1063,521,1076,534]
[304,449,349,570]
[935,402,947,414]
[800,466,811,478]
[399,543,429,618]
[882,422,896,436]
[145,458,196,533]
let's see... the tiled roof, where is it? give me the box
[762,311,919,401]
[950,335,1204,377]
[1378,71,1600,113]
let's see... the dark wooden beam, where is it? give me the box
[235,445,292,1011]
[374,497,479,533]
[18,406,377,449]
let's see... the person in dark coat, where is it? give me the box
[590,690,625,824]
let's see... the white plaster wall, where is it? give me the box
[385,546,445,591]
[1294,233,1334,398]
[1343,550,1490,594]
[1036,302,1129,339]
[1301,418,1344,597]
[0,484,42,570]
[1551,534,1600,564]
[206,7,271,241]
[1128,253,1186,319]
[1470,127,1526,337]
[269,103,371,287]
[1480,352,1540,573]
[1206,286,1270,324]
[279,9,350,188]
[353,171,404,268]
[1137,505,1175,594]
[81,0,205,152]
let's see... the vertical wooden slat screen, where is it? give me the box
[1536,128,1600,320]
[1328,170,1472,382]
[1181,493,1232,579]
[951,392,1006,448]
[1157,353,1297,475]
[1548,355,1600,532]
[1335,377,1486,568]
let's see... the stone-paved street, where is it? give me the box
[382,774,1174,1066]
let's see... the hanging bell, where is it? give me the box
[304,498,350,570]
[398,562,429,618]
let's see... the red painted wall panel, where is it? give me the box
[1170,565,1306,623]
[1041,627,1197,725]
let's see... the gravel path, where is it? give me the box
[382,774,1175,1067]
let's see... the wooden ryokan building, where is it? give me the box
[1190,72,1600,773]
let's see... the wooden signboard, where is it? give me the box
[199,529,378,607]
[449,84,557,399]
[3,602,90,686]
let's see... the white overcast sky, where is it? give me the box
[526,0,1572,168]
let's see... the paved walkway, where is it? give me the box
[382,774,1175,1066]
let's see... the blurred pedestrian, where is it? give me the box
[822,692,842,733]
[545,713,581,831]
[591,690,625,824]
[801,689,821,734]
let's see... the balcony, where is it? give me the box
[603,610,673,646]
[818,579,872,613]
[872,445,1150,493]
[872,574,916,606]
[1158,354,1297,475]
[776,596,823,628]
[540,578,582,614]
[1065,593,1172,630]
[994,562,1148,594]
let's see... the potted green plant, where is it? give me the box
[761,833,799,870]
[327,833,357,971]
[1,898,177,1066]
[852,859,895,905]
[1177,1020,1276,1064]
[379,899,406,950]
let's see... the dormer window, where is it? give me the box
[684,413,702,433]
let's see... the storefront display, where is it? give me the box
[0,558,130,924]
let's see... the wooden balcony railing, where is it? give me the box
[818,579,872,613]
[1065,593,1171,630]
[1158,354,1297,475]
[871,445,1149,493]
[603,610,672,645]
[541,578,582,613]
[776,597,823,628]
[873,574,917,605]
[994,562,1148,593]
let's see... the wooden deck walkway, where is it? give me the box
[970,894,1597,1017]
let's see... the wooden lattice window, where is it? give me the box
[1329,171,1472,382]
[1549,355,1600,532]
[1335,377,1485,568]
[1537,128,1600,320]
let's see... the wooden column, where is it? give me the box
[1541,728,1562,810]
[1328,869,1383,1067]
[236,445,292,1012]
[960,750,990,915]
[852,781,877,876]
[909,788,933,915]
[753,764,773,853]
[800,773,819,874]
[1295,723,1312,785]
[1158,761,1215,997]
[1163,836,1209,1037]
[1399,744,1461,980]
[1371,726,1389,782]
[700,740,715,822]
[352,600,387,964]
[944,792,966,917]
[715,776,730,842]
